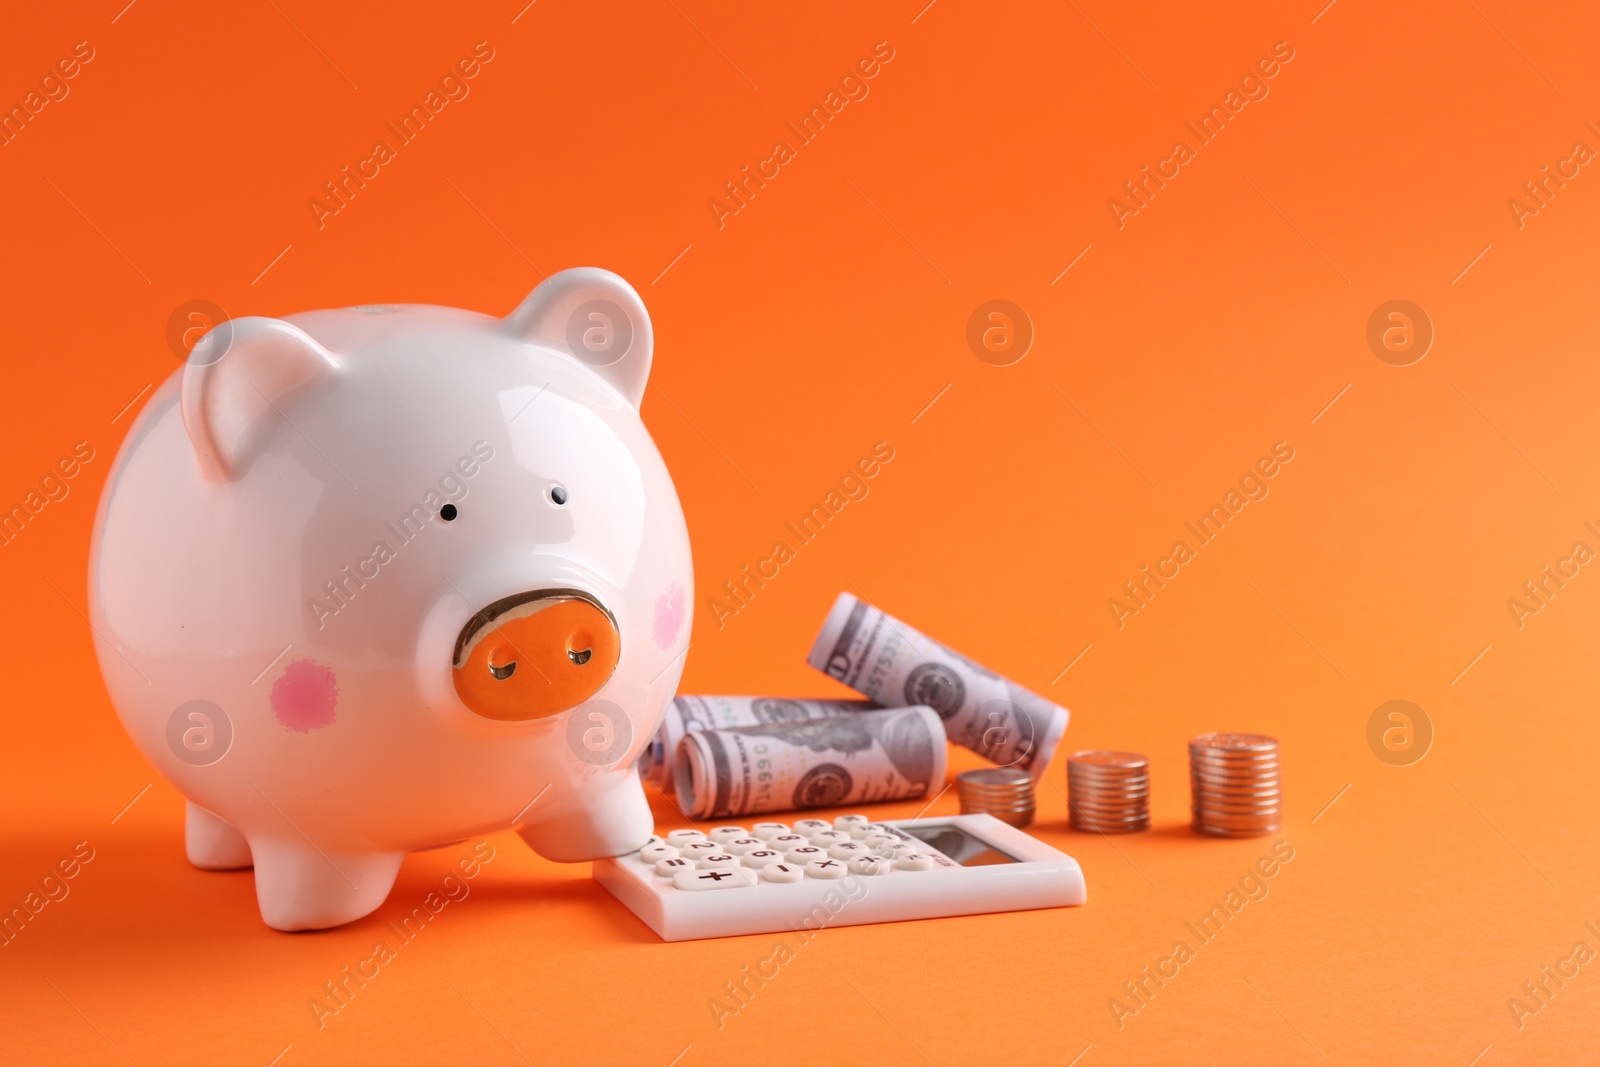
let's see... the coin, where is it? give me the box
[1068,750,1150,834]
[956,767,1035,827]
[1189,733,1281,837]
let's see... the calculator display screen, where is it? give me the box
[902,824,1018,866]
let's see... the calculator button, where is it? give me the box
[834,814,870,832]
[723,837,767,855]
[762,862,804,884]
[792,818,832,835]
[673,867,756,891]
[896,853,935,872]
[828,841,869,860]
[769,834,808,852]
[785,846,826,865]
[639,843,679,862]
[848,856,893,876]
[709,826,748,844]
[751,822,790,840]
[742,849,784,868]
[666,829,708,847]
[697,853,739,870]
[683,840,721,854]
[862,834,895,852]
[804,858,848,879]
[654,857,696,877]
[809,830,852,848]
[892,845,923,860]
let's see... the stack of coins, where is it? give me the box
[956,767,1035,827]
[1066,751,1150,833]
[1188,733,1281,837]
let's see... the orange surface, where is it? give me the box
[3,1,1599,1063]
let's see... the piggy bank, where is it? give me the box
[89,268,693,930]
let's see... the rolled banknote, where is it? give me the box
[639,695,876,792]
[805,592,1068,782]
[674,706,947,819]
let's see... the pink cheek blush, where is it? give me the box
[653,582,687,650]
[270,658,339,732]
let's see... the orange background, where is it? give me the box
[3,1,1599,1063]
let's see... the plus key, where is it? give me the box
[672,866,756,891]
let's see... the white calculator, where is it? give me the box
[592,812,1087,942]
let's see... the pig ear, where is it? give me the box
[500,267,653,410]
[179,317,339,482]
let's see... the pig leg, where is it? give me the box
[185,802,253,870]
[249,837,405,931]
[518,768,654,862]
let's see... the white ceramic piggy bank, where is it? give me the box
[89,268,693,930]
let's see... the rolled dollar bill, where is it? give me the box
[674,706,947,819]
[639,695,876,792]
[805,592,1068,781]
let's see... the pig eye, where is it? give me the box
[440,504,458,522]
[550,485,567,506]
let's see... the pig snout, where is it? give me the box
[451,589,620,720]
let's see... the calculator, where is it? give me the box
[592,812,1087,942]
